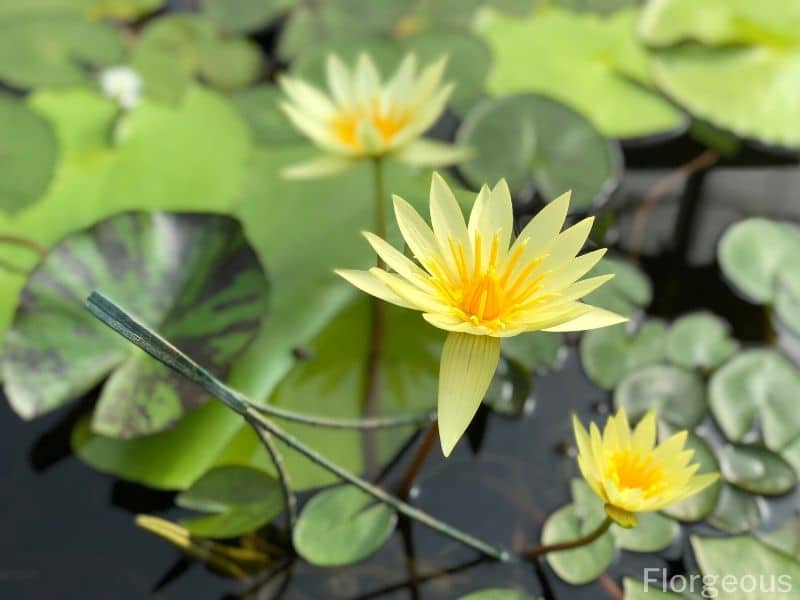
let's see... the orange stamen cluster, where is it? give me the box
[607,448,666,498]
[330,98,410,149]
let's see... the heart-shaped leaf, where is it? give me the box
[293,484,397,566]
[707,483,762,534]
[2,212,268,438]
[580,320,666,390]
[665,311,737,371]
[456,94,622,210]
[477,5,685,138]
[717,444,797,496]
[709,349,800,453]
[176,466,284,538]
[0,92,57,216]
[660,429,721,522]
[614,364,707,429]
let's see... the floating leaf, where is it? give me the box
[559,0,642,15]
[580,320,666,390]
[82,0,164,20]
[691,534,800,599]
[775,262,800,337]
[501,331,563,374]
[201,0,294,33]
[293,484,397,566]
[581,256,652,317]
[459,589,540,600]
[758,514,800,557]
[612,511,677,553]
[640,0,800,148]
[718,219,800,304]
[661,430,721,522]
[0,92,57,216]
[457,94,621,210]
[231,85,304,146]
[0,8,124,89]
[176,466,284,538]
[478,6,685,138]
[707,484,762,534]
[709,349,800,453]
[718,444,797,496]
[132,14,262,104]
[622,577,686,599]
[614,364,707,429]
[665,311,737,371]
[2,212,268,438]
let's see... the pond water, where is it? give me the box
[3,140,798,599]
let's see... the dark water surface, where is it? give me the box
[3,156,800,599]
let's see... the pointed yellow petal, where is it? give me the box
[430,172,469,250]
[677,473,720,501]
[362,231,428,282]
[391,138,473,166]
[468,178,513,263]
[355,53,381,105]
[279,76,335,120]
[392,195,438,266]
[326,54,354,108]
[538,216,595,271]
[335,269,415,308]
[282,155,356,179]
[541,248,606,292]
[512,190,570,259]
[540,305,627,332]
[605,504,637,529]
[371,268,445,312]
[631,410,657,451]
[438,332,500,456]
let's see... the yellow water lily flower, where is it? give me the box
[278,53,471,178]
[572,408,719,528]
[336,173,626,455]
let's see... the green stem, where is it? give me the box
[248,401,433,430]
[397,418,438,499]
[246,417,297,532]
[85,291,514,564]
[372,156,387,242]
[523,516,613,561]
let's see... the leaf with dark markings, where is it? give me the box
[2,212,268,438]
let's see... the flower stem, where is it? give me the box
[523,516,612,561]
[248,401,434,430]
[85,291,514,564]
[397,418,439,499]
[372,156,387,243]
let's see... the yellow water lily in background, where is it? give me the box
[278,53,471,178]
[336,173,626,455]
[572,409,719,528]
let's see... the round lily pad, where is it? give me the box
[201,0,294,33]
[478,5,685,138]
[665,311,737,371]
[0,92,57,216]
[457,94,622,211]
[708,348,800,452]
[293,484,397,566]
[614,364,707,429]
[717,444,797,496]
[706,483,762,534]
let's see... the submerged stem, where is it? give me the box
[523,516,613,561]
[247,417,297,533]
[86,292,513,564]
[397,418,439,499]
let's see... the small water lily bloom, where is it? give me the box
[278,53,471,178]
[572,409,719,528]
[336,173,626,455]
[99,66,143,110]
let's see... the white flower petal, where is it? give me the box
[279,76,336,120]
[438,332,500,456]
[326,54,354,108]
[355,53,382,106]
[282,155,357,179]
[391,138,473,167]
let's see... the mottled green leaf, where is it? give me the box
[718,444,797,496]
[615,364,706,429]
[665,311,737,371]
[176,466,283,538]
[293,484,397,566]
[707,484,762,534]
[457,94,621,210]
[580,320,666,390]
[2,212,268,438]
[709,349,800,453]
[0,92,57,216]
[478,5,685,138]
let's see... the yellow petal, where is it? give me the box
[541,248,606,292]
[512,190,570,259]
[392,195,438,266]
[605,504,638,529]
[676,473,720,501]
[538,216,594,271]
[631,410,657,451]
[335,269,415,309]
[371,268,444,312]
[468,179,513,263]
[391,138,473,167]
[438,332,500,456]
[429,172,469,253]
[326,54,354,108]
[541,305,627,332]
[279,76,335,120]
[362,231,428,283]
[282,155,356,179]
[355,53,381,106]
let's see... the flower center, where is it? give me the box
[428,233,548,330]
[330,100,410,150]
[607,448,665,498]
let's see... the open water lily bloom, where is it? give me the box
[278,53,471,178]
[572,409,719,528]
[336,173,626,455]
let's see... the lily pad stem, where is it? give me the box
[523,516,612,561]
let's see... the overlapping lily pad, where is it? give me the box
[456,94,622,211]
[201,0,294,33]
[718,444,797,496]
[478,6,685,138]
[707,484,762,534]
[665,311,737,371]
[2,211,269,438]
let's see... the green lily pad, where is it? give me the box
[483,356,531,417]
[176,466,284,538]
[582,256,652,317]
[132,14,262,104]
[2,212,268,438]
[707,483,762,534]
[665,311,737,371]
[718,219,800,304]
[758,514,800,557]
[622,577,685,599]
[201,0,294,33]
[691,534,800,599]
[718,444,797,496]
[81,0,164,20]
[612,511,677,553]
[231,85,305,146]
[456,94,621,210]
[293,484,397,566]
[580,320,666,390]
[559,0,642,15]
[775,263,800,336]
[614,364,707,429]
[0,7,124,89]
[478,5,685,138]
[641,0,800,149]
[501,331,563,374]
[0,92,58,216]
[709,349,800,453]
[459,589,540,600]
[660,429,721,522]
